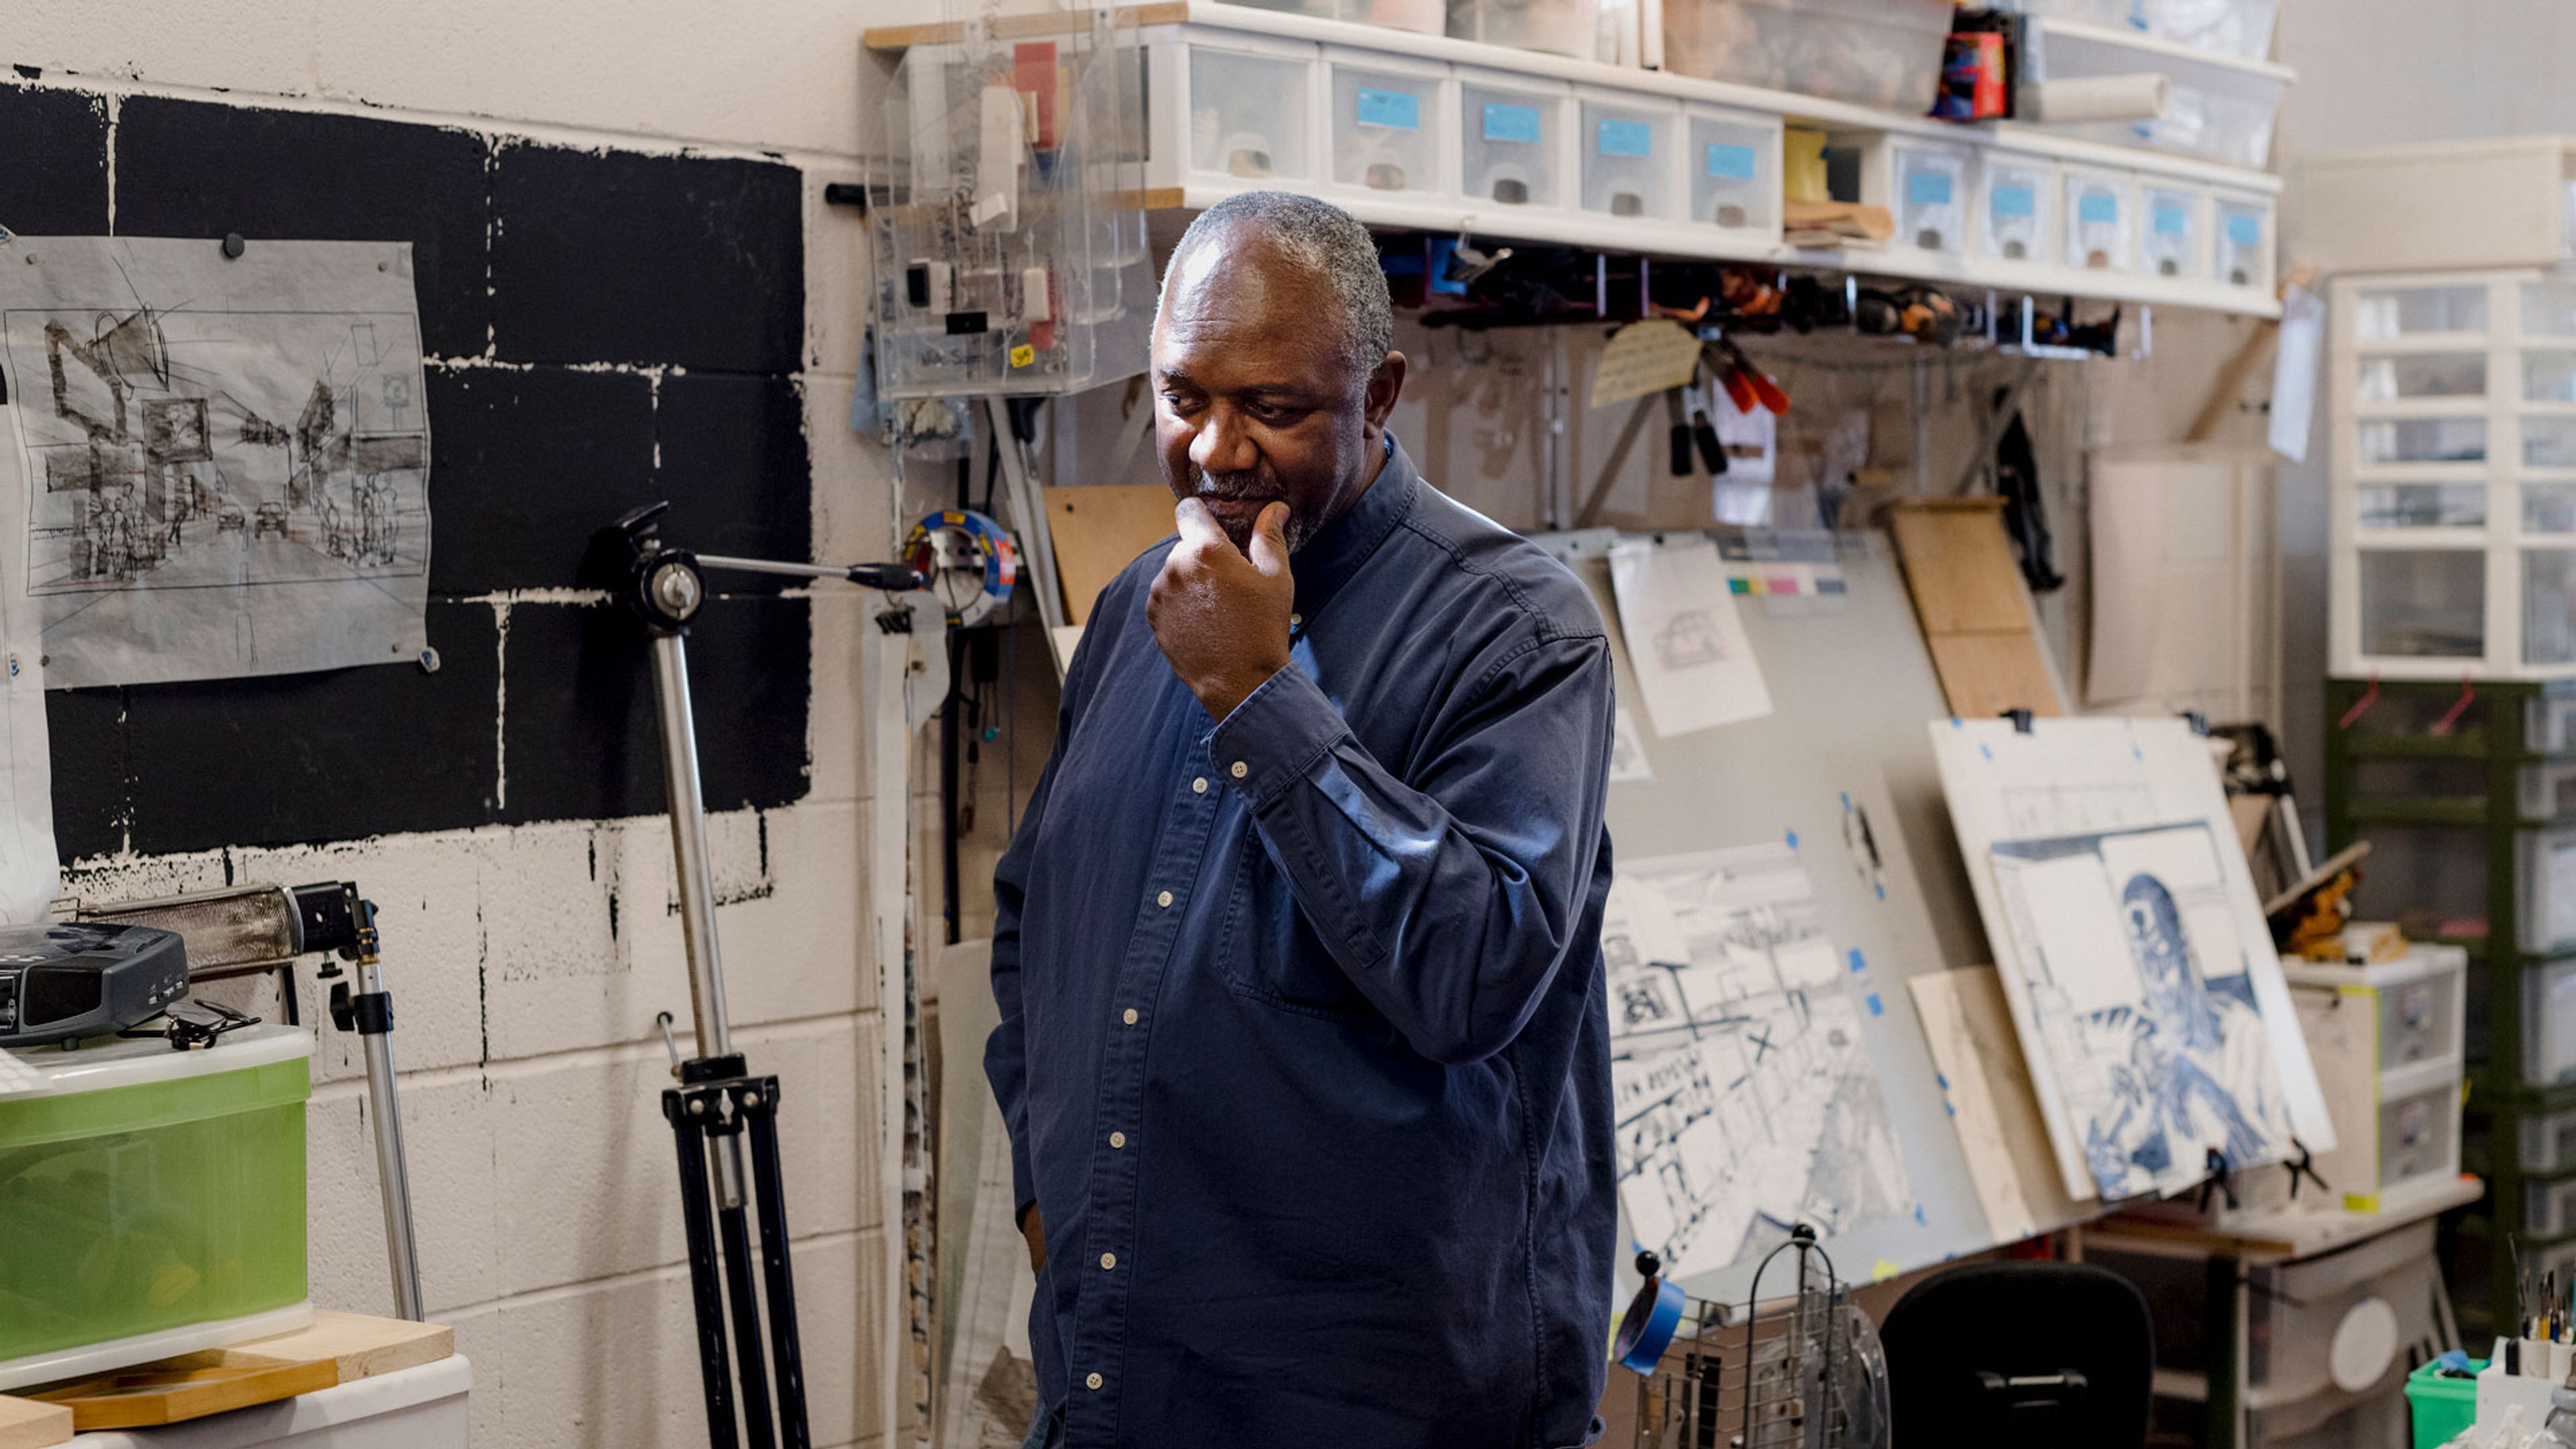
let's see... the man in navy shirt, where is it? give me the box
[987,190,1617,1447]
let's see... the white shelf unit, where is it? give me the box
[2330,268,2576,680]
[862,1,2285,319]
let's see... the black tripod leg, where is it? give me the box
[720,1191,780,1449]
[747,1093,811,1447]
[667,1091,741,1449]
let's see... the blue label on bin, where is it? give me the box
[1906,168,1954,207]
[1356,87,1419,131]
[1991,184,2035,219]
[1705,142,1757,180]
[2078,191,2120,227]
[2153,201,2190,236]
[1483,103,1541,145]
[2226,211,2263,247]
[1597,118,1654,158]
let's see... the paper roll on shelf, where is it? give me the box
[2023,73,2173,124]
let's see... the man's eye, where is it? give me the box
[1247,402,1290,424]
[1161,394,1200,413]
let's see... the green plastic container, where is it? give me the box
[2408,1358,2483,1449]
[0,1025,310,1385]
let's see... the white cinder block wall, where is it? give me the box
[7,3,963,1445]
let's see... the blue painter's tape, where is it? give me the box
[1356,87,1420,131]
[1866,992,1884,1016]
[1705,142,1758,180]
[1874,883,1886,900]
[2226,211,2263,247]
[1935,1072,1949,1091]
[1847,949,1866,974]
[2153,202,2190,237]
[1945,1102,1957,1116]
[1597,118,1654,158]
[1483,102,1541,145]
[1785,829,1799,850]
[1979,742,1994,760]
[1906,168,1954,207]
[2078,191,2120,227]
[1613,1276,1686,1374]
[1839,792,1853,810]
[1915,1203,1928,1225]
[1991,184,2035,219]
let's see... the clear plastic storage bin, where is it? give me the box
[2358,417,2487,466]
[1662,0,1953,112]
[2142,186,2203,278]
[2527,953,2576,1085]
[2531,1177,2576,1236]
[1892,143,1970,254]
[1460,78,1566,209]
[2369,1077,2463,1195]
[2534,551,2576,667]
[1328,59,1442,195]
[2356,549,2486,660]
[1228,0,1446,33]
[2354,283,2489,339]
[2215,196,2272,288]
[1580,98,1676,220]
[2357,353,2487,402]
[1448,0,1603,59]
[1189,46,1313,183]
[2285,946,2468,1071]
[2245,1221,2438,1403]
[2531,417,2576,468]
[1981,158,2053,262]
[2524,1106,2576,1171]
[2532,689,2576,751]
[2528,350,2576,403]
[0,1026,312,1388]
[1688,108,1778,232]
[2064,170,2133,270]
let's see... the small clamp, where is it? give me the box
[129,999,260,1051]
[2282,1137,2330,1202]
[2195,1147,2239,1214]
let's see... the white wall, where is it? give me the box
[5,5,959,1446]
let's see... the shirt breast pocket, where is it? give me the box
[1214,830,1373,1021]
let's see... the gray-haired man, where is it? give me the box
[989,192,1618,1446]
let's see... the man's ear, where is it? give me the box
[1362,351,1407,431]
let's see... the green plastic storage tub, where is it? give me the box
[2407,1357,2481,1449]
[0,1024,311,1389]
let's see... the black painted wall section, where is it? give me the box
[0,83,814,859]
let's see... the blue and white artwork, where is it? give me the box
[1989,823,2289,1201]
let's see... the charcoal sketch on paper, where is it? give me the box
[0,237,430,687]
[1988,821,2290,1201]
[1606,841,1914,1282]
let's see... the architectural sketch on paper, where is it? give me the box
[1606,842,1915,1282]
[0,237,431,687]
[1988,822,2290,1201]
[11,305,427,593]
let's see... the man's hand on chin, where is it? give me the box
[1146,498,1295,723]
[1022,1203,1047,1274]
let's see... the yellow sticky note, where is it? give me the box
[1010,343,1036,368]
[1872,1258,1900,1283]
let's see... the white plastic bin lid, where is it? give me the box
[22,1022,314,1097]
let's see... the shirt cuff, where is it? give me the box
[1207,663,1350,807]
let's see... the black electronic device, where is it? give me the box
[0,922,190,1047]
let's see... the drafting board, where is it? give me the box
[1547,529,2073,1309]
[1928,717,2337,1203]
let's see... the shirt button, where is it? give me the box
[1087,1372,1104,1391]
[1192,776,1208,794]
[1157,890,1174,908]
[1110,1131,1126,1148]
[1291,613,1303,627]
[1230,761,1248,779]
[1099,1252,1118,1270]
[1122,1008,1138,1025]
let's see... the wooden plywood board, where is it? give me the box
[1909,967,2092,1244]
[0,1399,70,1449]
[1927,632,2063,720]
[1044,484,1174,624]
[228,1311,453,1385]
[1886,499,2029,634]
[29,1358,337,1431]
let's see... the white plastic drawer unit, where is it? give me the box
[1578,95,1677,220]
[1890,142,1971,254]
[2142,186,2204,280]
[1980,156,2053,263]
[1184,41,1316,184]
[1326,54,1444,195]
[2063,169,2133,271]
[1459,73,1568,210]
[1687,107,1780,234]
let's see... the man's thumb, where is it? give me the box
[1250,502,1291,574]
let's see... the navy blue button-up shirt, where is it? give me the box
[987,437,1617,1448]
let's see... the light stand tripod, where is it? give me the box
[603,502,922,1449]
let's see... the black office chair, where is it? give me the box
[1880,1261,2155,1449]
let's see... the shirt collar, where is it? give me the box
[1291,433,1417,623]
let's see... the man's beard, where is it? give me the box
[1189,466,1312,554]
